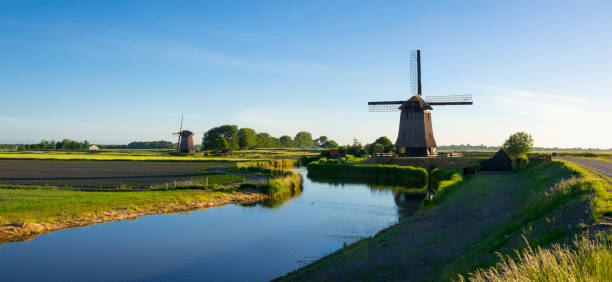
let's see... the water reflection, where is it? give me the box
[240,183,304,209]
[305,174,428,218]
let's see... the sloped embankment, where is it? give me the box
[279,160,610,281]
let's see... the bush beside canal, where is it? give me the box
[306,161,427,185]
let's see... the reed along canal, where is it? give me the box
[0,168,424,281]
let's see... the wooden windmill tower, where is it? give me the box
[172,114,195,153]
[368,50,473,157]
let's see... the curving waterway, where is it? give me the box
[0,168,424,281]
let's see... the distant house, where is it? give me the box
[89,145,99,151]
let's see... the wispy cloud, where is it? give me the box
[89,37,332,74]
[468,84,593,105]
[8,17,334,74]
[466,84,610,133]
[152,112,207,119]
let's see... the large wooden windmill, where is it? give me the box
[172,114,195,153]
[368,50,473,157]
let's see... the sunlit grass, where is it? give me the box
[0,187,237,225]
[460,235,612,281]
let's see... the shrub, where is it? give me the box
[422,171,464,207]
[307,163,427,185]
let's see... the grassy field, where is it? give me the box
[0,148,322,161]
[0,150,307,242]
[0,187,238,225]
[0,160,235,189]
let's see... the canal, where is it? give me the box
[0,168,424,281]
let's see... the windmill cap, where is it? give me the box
[400,95,432,110]
[180,130,194,136]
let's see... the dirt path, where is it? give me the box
[280,173,526,281]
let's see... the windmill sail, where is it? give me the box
[177,114,183,152]
[368,95,473,112]
[410,50,422,96]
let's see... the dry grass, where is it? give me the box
[460,235,612,281]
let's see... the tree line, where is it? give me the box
[102,141,175,149]
[201,125,339,152]
[17,139,91,150]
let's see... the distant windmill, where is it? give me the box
[172,114,195,153]
[368,50,473,157]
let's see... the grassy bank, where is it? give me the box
[307,161,427,185]
[0,170,303,242]
[422,169,464,207]
[0,186,243,225]
[280,160,611,281]
[362,156,480,169]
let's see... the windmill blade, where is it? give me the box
[368,101,404,112]
[410,50,422,96]
[176,113,184,152]
[425,94,473,105]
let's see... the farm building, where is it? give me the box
[480,149,512,171]
[88,145,99,151]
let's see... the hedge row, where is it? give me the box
[306,163,427,185]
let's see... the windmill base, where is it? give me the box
[396,147,436,157]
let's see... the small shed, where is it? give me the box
[89,145,100,151]
[480,149,512,171]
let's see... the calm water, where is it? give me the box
[0,168,423,281]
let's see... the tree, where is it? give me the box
[238,128,257,149]
[373,136,394,153]
[502,132,534,158]
[372,143,384,154]
[279,135,294,147]
[315,136,328,145]
[50,140,57,150]
[294,131,314,147]
[256,132,274,148]
[322,140,338,148]
[202,125,239,150]
[211,136,229,151]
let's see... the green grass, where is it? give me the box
[0,187,238,225]
[236,159,298,170]
[197,174,246,185]
[460,235,612,281]
[422,170,464,207]
[440,160,610,280]
[307,161,427,185]
[560,160,611,220]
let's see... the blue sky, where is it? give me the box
[1,1,610,148]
